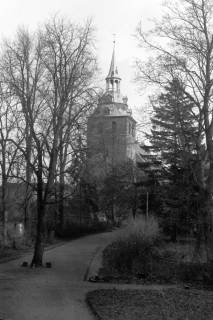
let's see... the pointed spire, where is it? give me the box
[105,39,121,102]
[107,40,116,78]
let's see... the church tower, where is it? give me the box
[87,42,137,178]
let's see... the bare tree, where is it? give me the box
[0,17,97,266]
[38,17,97,231]
[0,27,44,241]
[135,0,213,259]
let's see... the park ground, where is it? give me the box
[1,228,213,320]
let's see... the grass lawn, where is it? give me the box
[0,247,29,262]
[0,239,63,263]
[87,288,213,320]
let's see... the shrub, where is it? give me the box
[120,215,160,241]
[101,216,213,286]
[102,216,162,278]
[177,262,213,286]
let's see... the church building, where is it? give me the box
[87,43,138,178]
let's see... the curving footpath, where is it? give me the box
[0,231,118,320]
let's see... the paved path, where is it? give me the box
[0,231,117,320]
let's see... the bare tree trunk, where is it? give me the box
[31,210,44,268]
[203,101,213,261]
[204,195,213,262]
[24,125,32,240]
[2,200,8,247]
[59,178,65,229]
[132,183,137,219]
[58,139,65,229]
[31,156,45,267]
[1,144,8,247]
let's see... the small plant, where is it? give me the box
[119,216,160,241]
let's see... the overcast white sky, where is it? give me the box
[0,0,163,120]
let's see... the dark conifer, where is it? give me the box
[146,79,200,239]
[149,78,198,177]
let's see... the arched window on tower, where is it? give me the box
[129,122,131,134]
[115,80,118,92]
[110,80,113,90]
[112,121,117,134]
[132,124,135,137]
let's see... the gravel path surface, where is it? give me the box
[0,232,116,320]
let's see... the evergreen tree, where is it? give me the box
[148,79,201,239]
[150,78,198,176]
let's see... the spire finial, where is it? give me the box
[113,33,116,49]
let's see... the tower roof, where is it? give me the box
[106,41,121,80]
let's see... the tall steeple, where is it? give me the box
[105,40,121,102]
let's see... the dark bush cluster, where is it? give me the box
[101,217,213,286]
[102,236,177,281]
[178,262,213,286]
[103,236,152,275]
